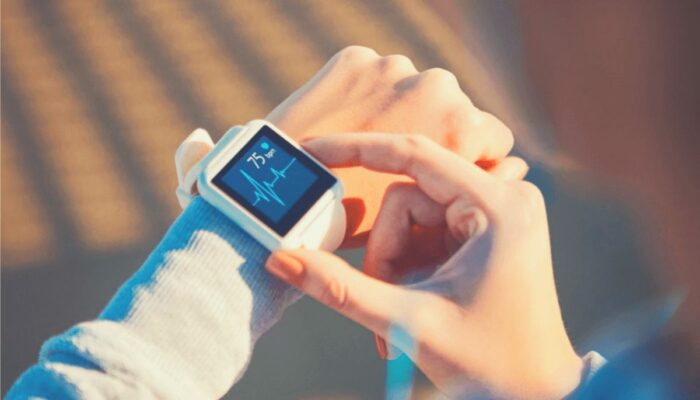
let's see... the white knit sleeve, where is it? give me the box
[7,197,300,399]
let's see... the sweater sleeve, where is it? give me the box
[566,351,607,399]
[7,197,301,399]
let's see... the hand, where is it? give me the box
[264,134,583,399]
[174,46,521,245]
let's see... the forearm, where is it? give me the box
[8,197,299,399]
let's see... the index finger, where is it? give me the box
[302,133,503,207]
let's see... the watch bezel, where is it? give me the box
[197,120,343,250]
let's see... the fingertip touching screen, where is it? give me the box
[212,125,336,236]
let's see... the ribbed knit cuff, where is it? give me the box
[100,197,301,336]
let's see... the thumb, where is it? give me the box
[487,156,529,181]
[266,249,418,338]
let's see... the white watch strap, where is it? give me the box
[175,128,214,209]
[300,197,347,251]
[176,127,247,209]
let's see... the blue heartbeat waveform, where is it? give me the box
[240,158,296,206]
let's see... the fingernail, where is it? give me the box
[266,252,305,285]
[452,213,475,243]
[452,206,487,243]
[375,335,389,360]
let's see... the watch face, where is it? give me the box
[212,125,337,236]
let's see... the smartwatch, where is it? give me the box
[190,120,346,251]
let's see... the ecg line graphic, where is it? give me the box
[240,158,296,206]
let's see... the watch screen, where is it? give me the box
[212,125,337,236]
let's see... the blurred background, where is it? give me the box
[2,0,668,398]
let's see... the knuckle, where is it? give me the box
[334,45,378,66]
[379,135,435,174]
[462,108,487,127]
[384,181,418,205]
[419,67,460,89]
[399,134,431,166]
[448,109,515,160]
[319,277,349,311]
[403,133,431,150]
[385,181,415,196]
[379,54,416,75]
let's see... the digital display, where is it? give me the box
[212,125,336,236]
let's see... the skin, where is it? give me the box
[177,3,700,397]
[265,3,700,396]
[176,46,524,245]
[176,47,575,398]
[265,135,582,399]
